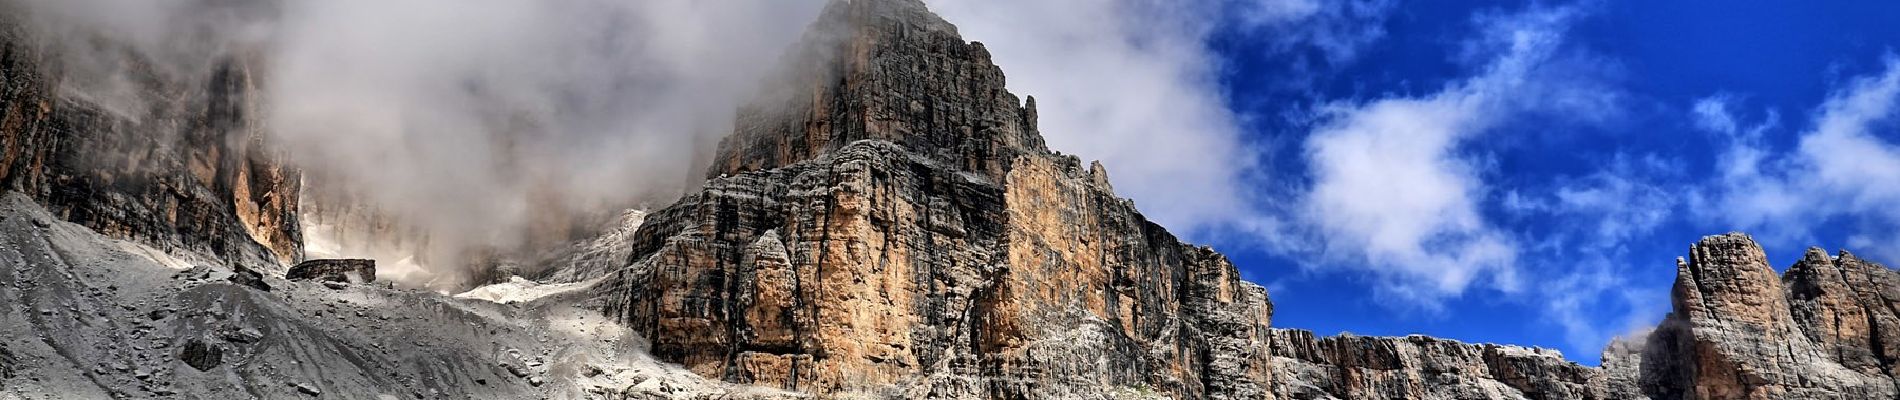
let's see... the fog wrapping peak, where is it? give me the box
[270,0,827,286]
[15,0,828,287]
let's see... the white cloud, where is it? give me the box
[1236,0,1396,64]
[1553,157,1679,243]
[1701,57,1900,261]
[1502,154,1677,357]
[1542,259,1666,355]
[1236,0,1322,25]
[1295,6,1591,302]
[16,0,831,284]
[1694,96,1740,134]
[925,0,1266,236]
[925,0,1403,239]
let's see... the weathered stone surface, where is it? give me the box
[179,339,223,371]
[1267,329,1605,399]
[287,259,377,283]
[580,1,1900,399]
[0,10,302,268]
[1784,248,1900,378]
[228,264,272,292]
[584,1,1270,398]
[707,0,1046,184]
[1601,233,1900,399]
[8,0,1900,398]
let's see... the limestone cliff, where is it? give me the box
[573,0,1621,398]
[576,1,1900,399]
[8,0,1900,398]
[584,0,1271,398]
[0,11,302,268]
[1601,233,1900,399]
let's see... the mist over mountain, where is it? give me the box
[3,0,1899,399]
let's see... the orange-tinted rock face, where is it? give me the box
[1784,248,1900,378]
[707,0,1044,184]
[0,21,301,268]
[576,2,1900,399]
[584,1,1274,398]
[1601,233,1900,399]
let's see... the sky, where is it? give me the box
[931,0,1900,365]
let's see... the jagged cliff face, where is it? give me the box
[707,0,1046,184]
[1601,233,1900,399]
[581,0,1620,398]
[586,0,1272,398]
[578,1,1900,399]
[0,15,302,268]
[7,0,1900,398]
[1267,329,1607,399]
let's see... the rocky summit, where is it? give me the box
[580,0,1270,397]
[2,0,1898,399]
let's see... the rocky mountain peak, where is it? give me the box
[1672,232,1790,323]
[708,0,1045,182]
[1609,233,1900,399]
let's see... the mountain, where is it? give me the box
[1597,233,1900,398]
[575,0,1271,397]
[3,0,1899,399]
[0,5,800,399]
[0,10,300,269]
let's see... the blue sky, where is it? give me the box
[933,0,1900,365]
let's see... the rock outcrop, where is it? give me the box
[1601,233,1900,399]
[1267,329,1607,399]
[286,259,377,283]
[0,192,801,399]
[574,1,1900,399]
[0,8,302,268]
[584,1,1270,398]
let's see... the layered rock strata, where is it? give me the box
[6,0,1900,398]
[0,10,301,268]
[587,0,1270,398]
[576,1,1900,399]
[1601,233,1900,399]
[1267,329,1607,399]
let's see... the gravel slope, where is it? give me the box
[0,192,795,399]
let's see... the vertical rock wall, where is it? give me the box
[586,0,1273,398]
[0,13,302,268]
[582,1,1900,399]
[1601,233,1900,399]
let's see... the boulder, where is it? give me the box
[228,265,272,291]
[179,339,223,371]
[287,259,376,283]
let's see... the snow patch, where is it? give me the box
[455,276,600,304]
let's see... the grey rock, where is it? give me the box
[224,327,265,344]
[228,265,272,292]
[178,339,222,371]
[578,0,1270,398]
[295,382,322,396]
[0,9,302,269]
[288,259,377,283]
[1597,233,1900,399]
